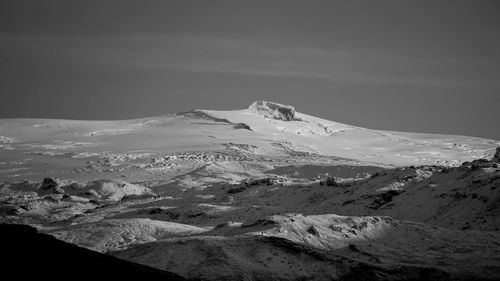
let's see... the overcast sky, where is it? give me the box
[1,0,499,140]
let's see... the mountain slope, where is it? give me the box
[0,101,497,183]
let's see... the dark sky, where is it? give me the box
[1,0,499,140]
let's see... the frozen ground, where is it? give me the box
[1,101,499,280]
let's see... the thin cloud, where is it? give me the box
[2,32,499,88]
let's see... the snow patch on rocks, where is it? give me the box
[0,136,15,144]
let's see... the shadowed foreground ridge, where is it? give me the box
[0,224,188,281]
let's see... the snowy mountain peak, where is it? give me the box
[248,101,297,121]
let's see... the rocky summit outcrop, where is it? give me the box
[248,101,297,121]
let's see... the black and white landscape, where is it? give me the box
[1,100,499,280]
[1,1,500,280]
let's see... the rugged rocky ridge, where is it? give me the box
[113,214,500,281]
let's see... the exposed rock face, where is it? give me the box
[244,176,288,186]
[493,147,500,163]
[227,176,288,194]
[248,101,297,121]
[233,123,253,131]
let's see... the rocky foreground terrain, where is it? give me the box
[1,101,499,280]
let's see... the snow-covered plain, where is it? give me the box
[1,101,499,280]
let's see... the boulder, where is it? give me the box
[40,177,65,194]
[319,177,338,187]
[325,177,338,187]
[40,177,58,191]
